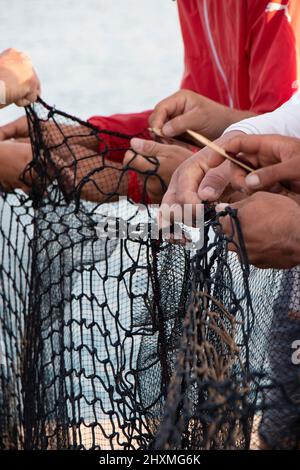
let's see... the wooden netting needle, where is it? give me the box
[185,129,254,173]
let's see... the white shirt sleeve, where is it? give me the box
[224,92,300,137]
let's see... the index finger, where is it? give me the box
[159,162,203,228]
[159,154,205,227]
[225,134,283,166]
[175,155,206,206]
[159,170,183,228]
[149,93,186,130]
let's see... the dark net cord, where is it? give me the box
[0,99,299,449]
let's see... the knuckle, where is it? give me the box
[145,140,158,155]
[152,106,160,117]
[262,166,277,186]
[6,47,18,55]
[153,100,165,113]
[176,193,187,206]
[180,89,189,97]
[194,104,202,113]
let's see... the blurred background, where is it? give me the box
[0,0,183,123]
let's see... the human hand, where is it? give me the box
[0,48,41,107]
[224,134,300,194]
[0,136,74,197]
[123,138,193,203]
[149,89,254,141]
[0,141,32,192]
[0,115,132,202]
[159,130,245,226]
[216,192,300,269]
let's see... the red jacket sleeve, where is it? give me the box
[246,0,300,113]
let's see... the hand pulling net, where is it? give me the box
[0,99,299,450]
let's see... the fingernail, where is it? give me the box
[216,203,230,212]
[124,150,135,165]
[162,122,175,137]
[199,186,217,200]
[131,138,144,152]
[245,173,260,188]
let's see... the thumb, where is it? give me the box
[245,160,300,191]
[198,161,231,201]
[162,109,196,137]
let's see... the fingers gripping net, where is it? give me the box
[0,99,299,450]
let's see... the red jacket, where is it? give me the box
[89,0,300,199]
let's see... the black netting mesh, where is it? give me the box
[0,99,299,450]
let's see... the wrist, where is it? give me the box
[226,108,257,128]
[208,106,254,139]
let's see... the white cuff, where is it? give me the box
[224,122,261,135]
[224,92,300,138]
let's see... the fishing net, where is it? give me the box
[0,99,299,450]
